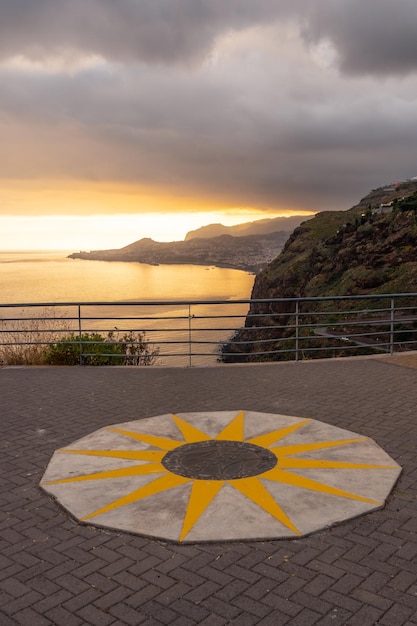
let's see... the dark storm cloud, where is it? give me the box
[0,0,289,65]
[1,0,417,217]
[303,0,417,76]
[0,0,416,76]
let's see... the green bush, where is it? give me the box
[45,330,159,366]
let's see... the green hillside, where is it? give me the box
[222,180,417,362]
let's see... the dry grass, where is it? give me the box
[0,309,73,365]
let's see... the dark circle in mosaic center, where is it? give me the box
[162,440,277,480]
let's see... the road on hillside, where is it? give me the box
[313,327,390,352]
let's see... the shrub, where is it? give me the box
[0,309,159,366]
[44,330,159,366]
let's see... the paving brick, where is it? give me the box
[112,570,148,592]
[380,586,417,610]
[388,569,417,592]
[197,615,228,626]
[13,607,53,625]
[244,578,278,600]
[378,603,416,625]
[1,360,417,626]
[32,590,73,613]
[0,611,21,626]
[262,592,302,616]
[169,616,196,626]
[62,588,102,612]
[273,576,307,600]
[227,613,259,626]
[345,604,384,625]
[291,547,321,566]
[321,590,362,613]
[141,600,180,624]
[330,573,364,595]
[290,590,333,616]
[154,553,188,574]
[123,584,161,608]
[109,603,147,625]
[360,571,392,593]
[154,581,192,606]
[169,598,211,622]
[181,552,216,572]
[224,564,261,584]
[201,596,242,619]
[306,560,345,580]
[350,587,393,611]
[235,549,274,570]
[287,607,322,625]
[0,578,33,598]
[231,594,272,618]
[3,591,46,618]
[303,574,334,597]
[184,580,221,603]
[92,587,132,610]
[315,608,353,625]
[76,604,116,626]
[98,556,136,577]
[256,612,291,626]
[55,572,92,595]
[170,566,206,587]
[252,562,290,583]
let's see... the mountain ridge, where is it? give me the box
[185,215,308,240]
[68,216,307,272]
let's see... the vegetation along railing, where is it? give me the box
[1,293,417,367]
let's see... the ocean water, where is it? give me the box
[0,251,254,364]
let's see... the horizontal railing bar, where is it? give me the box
[2,292,417,309]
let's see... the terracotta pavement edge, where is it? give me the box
[0,355,416,626]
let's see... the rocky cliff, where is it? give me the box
[222,181,417,361]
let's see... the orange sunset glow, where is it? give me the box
[0,180,313,250]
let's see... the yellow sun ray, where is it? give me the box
[246,419,311,448]
[42,411,399,542]
[82,473,191,521]
[276,459,398,470]
[180,480,225,542]
[42,463,167,485]
[229,476,301,535]
[171,414,213,443]
[271,438,367,457]
[215,410,245,441]
[107,426,183,451]
[261,467,381,504]
[58,449,165,462]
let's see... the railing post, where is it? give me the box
[295,301,299,361]
[390,298,395,355]
[78,304,83,366]
[188,304,192,367]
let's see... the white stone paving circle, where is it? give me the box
[40,411,402,543]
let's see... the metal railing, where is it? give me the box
[1,293,417,366]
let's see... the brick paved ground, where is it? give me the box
[0,356,416,625]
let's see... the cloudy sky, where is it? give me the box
[1,0,417,248]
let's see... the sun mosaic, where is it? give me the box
[40,411,401,543]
